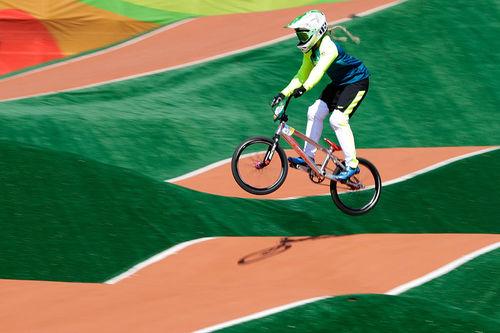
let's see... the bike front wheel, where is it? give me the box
[231,136,288,195]
[330,157,381,215]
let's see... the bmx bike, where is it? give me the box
[231,95,381,215]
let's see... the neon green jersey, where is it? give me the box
[281,35,369,96]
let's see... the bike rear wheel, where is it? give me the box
[330,157,381,215]
[231,136,288,195]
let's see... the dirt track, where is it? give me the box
[0,0,396,101]
[0,234,498,332]
[2,1,497,332]
[172,146,492,198]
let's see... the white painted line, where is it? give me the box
[0,31,298,104]
[356,0,407,17]
[277,146,500,200]
[386,241,500,295]
[193,296,330,333]
[194,239,499,332]
[0,18,195,84]
[166,146,500,199]
[0,0,405,102]
[166,157,232,183]
[166,151,265,183]
[381,146,500,188]
[105,237,216,284]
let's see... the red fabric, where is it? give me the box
[0,9,63,75]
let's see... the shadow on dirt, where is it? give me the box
[237,235,337,265]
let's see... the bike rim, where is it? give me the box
[236,141,285,191]
[333,162,380,212]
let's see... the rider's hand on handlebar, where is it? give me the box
[292,86,306,98]
[271,93,285,107]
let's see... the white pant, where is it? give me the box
[303,99,358,168]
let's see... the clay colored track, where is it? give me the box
[0,234,498,332]
[0,0,398,102]
[171,146,493,199]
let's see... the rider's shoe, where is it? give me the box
[288,156,312,167]
[333,165,360,180]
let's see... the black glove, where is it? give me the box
[292,86,306,98]
[271,93,285,107]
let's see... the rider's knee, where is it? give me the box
[307,100,329,122]
[330,109,349,130]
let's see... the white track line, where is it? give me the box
[381,146,500,188]
[0,0,405,102]
[0,18,194,84]
[195,240,500,332]
[278,146,500,200]
[193,296,330,333]
[386,241,500,295]
[166,157,233,183]
[356,0,407,17]
[105,237,216,284]
[166,151,266,183]
[166,146,500,199]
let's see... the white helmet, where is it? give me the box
[286,10,328,53]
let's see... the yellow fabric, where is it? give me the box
[303,36,338,90]
[281,55,313,97]
[281,35,338,96]
[345,90,366,116]
[124,0,324,16]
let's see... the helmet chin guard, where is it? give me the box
[286,10,328,53]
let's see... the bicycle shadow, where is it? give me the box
[237,235,338,265]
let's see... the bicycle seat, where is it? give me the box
[324,138,342,151]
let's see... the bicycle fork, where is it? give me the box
[256,134,280,169]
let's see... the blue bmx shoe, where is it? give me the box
[288,156,311,167]
[333,165,360,181]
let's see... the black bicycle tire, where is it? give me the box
[231,136,288,195]
[330,157,381,215]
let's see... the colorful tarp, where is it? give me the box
[0,0,159,75]
[0,0,341,75]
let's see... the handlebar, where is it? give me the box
[272,95,294,122]
[283,94,293,112]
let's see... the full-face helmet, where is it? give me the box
[286,10,328,53]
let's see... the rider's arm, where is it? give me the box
[281,54,313,97]
[302,37,338,91]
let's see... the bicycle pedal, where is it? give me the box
[296,165,310,172]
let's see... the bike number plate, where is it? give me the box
[282,125,295,136]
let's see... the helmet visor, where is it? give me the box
[295,29,312,43]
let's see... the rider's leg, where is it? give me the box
[329,78,369,169]
[304,99,329,159]
[330,110,358,168]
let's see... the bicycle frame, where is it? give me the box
[277,122,344,180]
[267,96,346,180]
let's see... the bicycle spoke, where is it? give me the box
[330,157,381,215]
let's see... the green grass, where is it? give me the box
[218,249,500,332]
[218,294,499,332]
[0,1,498,327]
[1,0,498,181]
[405,249,500,320]
[0,141,498,282]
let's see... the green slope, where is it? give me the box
[218,294,499,332]
[1,0,498,180]
[0,141,498,282]
[218,249,500,332]
[405,248,500,320]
